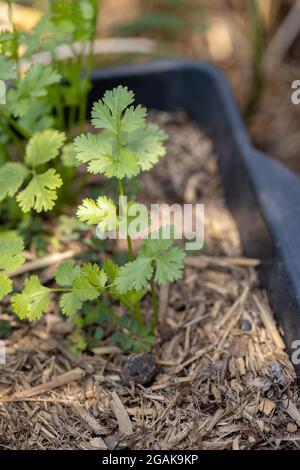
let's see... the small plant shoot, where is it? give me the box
[5,85,186,353]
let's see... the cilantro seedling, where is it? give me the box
[9,86,186,351]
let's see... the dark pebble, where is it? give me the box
[121,354,160,386]
[240,319,252,331]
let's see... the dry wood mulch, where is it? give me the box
[0,113,300,450]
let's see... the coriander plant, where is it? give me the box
[9,86,186,351]
[0,0,100,224]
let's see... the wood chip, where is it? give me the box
[74,403,107,435]
[10,249,83,277]
[158,283,170,326]
[254,294,285,350]
[7,368,85,400]
[282,398,300,427]
[111,391,133,436]
[259,399,276,416]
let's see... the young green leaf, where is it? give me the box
[0,236,24,271]
[60,291,82,317]
[0,162,28,202]
[55,262,106,318]
[77,196,118,231]
[103,259,119,282]
[126,123,167,170]
[55,260,81,287]
[11,275,50,321]
[18,101,55,135]
[72,275,99,302]
[50,0,97,43]
[74,132,112,163]
[91,86,137,133]
[61,143,79,167]
[114,257,154,293]
[139,226,175,258]
[81,263,107,290]
[121,104,147,133]
[25,129,66,167]
[19,64,61,98]
[0,55,17,81]
[155,246,186,284]
[74,133,140,179]
[115,227,185,293]
[0,273,13,301]
[89,149,140,179]
[25,17,64,55]
[17,168,62,213]
[7,64,61,118]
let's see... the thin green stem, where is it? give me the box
[150,273,158,331]
[118,178,134,261]
[126,236,134,261]
[245,0,265,117]
[116,131,134,262]
[51,55,65,130]
[78,2,100,132]
[0,119,25,154]
[133,302,144,327]
[7,0,20,78]
[68,105,76,132]
[0,109,31,140]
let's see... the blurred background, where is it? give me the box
[1,0,300,173]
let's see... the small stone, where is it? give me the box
[240,319,252,331]
[121,354,160,386]
[287,422,298,433]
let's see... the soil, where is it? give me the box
[0,112,299,450]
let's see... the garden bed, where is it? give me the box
[1,112,300,450]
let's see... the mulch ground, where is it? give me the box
[0,112,300,450]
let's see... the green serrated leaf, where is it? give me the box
[140,226,175,258]
[0,162,28,202]
[11,275,50,321]
[61,143,79,167]
[81,263,107,289]
[139,324,153,337]
[74,133,140,179]
[18,64,61,98]
[72,276,99,302]
[91,86,135,133]
[77,196,118,231]
[88,149,140,179]
[115,226,185,293]
[7,64,61,118]
[114,257,153,293]
[127,123,167,170]
[0,31,14,44]
[120,334,133,351]
[155,246,185,284]
[55,260,81,287]
[0,55,17,80]
[133,340,143,353]
[121,104,147,133]
[74,132,112,163]
[17,168,62,213]
[18,100,54,135]
[25,17,64,55]
[0,273,13,301]
[103,259,119,282]
[0,236,24,271]
[60,291,82,317]
[25,129,66,167]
